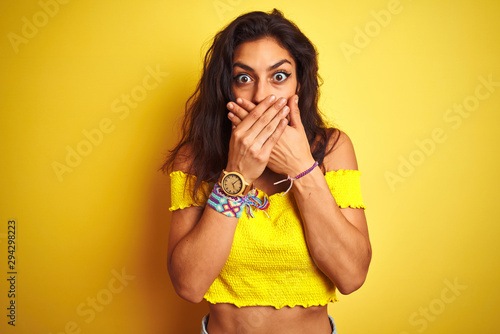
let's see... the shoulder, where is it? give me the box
[322,129,359,172]
[170,143,211,207]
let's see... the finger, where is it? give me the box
[252,103,290,148]
[236,97,257,112]
[288,94,302,128]
[227,101,250,122]
[226,97,256,120]
[259,117,289,156]
[229,95,279,124]
[248,97,288,134]
[228,111,243,126]
[237,95,277,132]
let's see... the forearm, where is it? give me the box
[167,98,289,303]
[292,168,371,294]
[168,207,238,302]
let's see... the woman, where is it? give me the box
[164,9,371,334]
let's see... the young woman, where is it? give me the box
[164,9,371,334]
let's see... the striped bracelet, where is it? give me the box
[274,161,319,196]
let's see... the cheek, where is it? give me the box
[232,86,251,101]
[282,79,299,99]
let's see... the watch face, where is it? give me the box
[222,174,243,195]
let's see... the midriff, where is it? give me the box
[207,303,332,334]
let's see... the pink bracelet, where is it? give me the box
[274,161,319,196]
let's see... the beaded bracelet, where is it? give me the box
[274,161,319,196]
[207,183,269,218]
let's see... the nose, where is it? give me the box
[251,80,274,105]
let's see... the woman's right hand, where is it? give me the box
[225,95,290,184]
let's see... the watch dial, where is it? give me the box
[223,174,243,195]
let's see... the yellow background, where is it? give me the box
[1,0,499,333]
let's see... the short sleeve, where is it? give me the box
[169,171,211,211]
[324,170,366,209]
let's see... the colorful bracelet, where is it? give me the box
[274,161,319,196]
[207,183,269,218]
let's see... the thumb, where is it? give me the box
[288,95,302,128]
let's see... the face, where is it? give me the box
[232,37,299,105]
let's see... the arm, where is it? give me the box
[291,132,371,295]
[167,96,289,303]
[228,96,371,294]
[168,192,238,303]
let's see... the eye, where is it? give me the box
[234,74,252,84]
[272,71,291,83]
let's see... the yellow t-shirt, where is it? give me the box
[170,170,365,309]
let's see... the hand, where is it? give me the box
[227,95,315,176]
[225,95,290,184]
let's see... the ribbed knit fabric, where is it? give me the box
[169,170,365,309]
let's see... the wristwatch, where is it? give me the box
[218,170,252,197]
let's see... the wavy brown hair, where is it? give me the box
[162,9,338,201]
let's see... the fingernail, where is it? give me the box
[236,98,243,104]
[270,95,276,102]
[228,103,234,110]
[278,97,286,107]
[282,106,290,115]
[295,96,299,104]
[228,112,234,118]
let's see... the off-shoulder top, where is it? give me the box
[169,170,365,309]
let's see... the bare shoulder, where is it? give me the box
[322,129,359,172]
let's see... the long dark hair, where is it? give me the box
[162,9,338,200]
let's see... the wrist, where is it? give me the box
[287,157,316,178]
[224,163,256,185]
[218,169,253,197]
[207,183,269,219]
[274,160,319,196]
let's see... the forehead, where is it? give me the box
[233,37,296,69]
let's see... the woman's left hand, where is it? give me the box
[227,95,315,176]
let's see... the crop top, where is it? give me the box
[169,170,365,309]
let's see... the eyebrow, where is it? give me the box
[233,59,292,72]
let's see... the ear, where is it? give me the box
[295,82,301,94]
